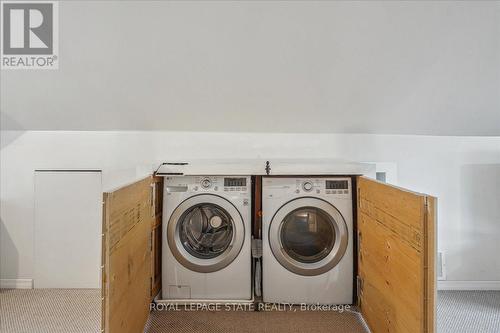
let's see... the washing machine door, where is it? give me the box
[269,197,348,276]
[167,194,245,273]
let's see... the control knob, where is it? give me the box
[302,181,313,192]
[201,178,212,189]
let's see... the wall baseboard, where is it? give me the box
[0,279,33,289]
[438,280,500,291]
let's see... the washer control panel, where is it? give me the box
[166,176,249,194]
[223,177,248,192]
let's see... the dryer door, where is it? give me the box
[269,197,348,276]
[167,194,245,273]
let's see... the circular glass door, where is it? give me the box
[179,204,234,259]
[269,197,348,276]
[280,207,336,263]
[167,194,245,273]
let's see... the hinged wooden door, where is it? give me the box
[357,176,436,333]
[151,176,163,298]
[101,176,159,333]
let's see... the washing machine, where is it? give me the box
[162,175,252,301]
[262,177,353,304]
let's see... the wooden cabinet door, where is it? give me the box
[101,177,155,333]
[357,177,436,333]
[151,176,164,298]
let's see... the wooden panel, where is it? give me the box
[152,176,163,224]
[424,196,437,333]
[151,225,162,298]
[357,177,435,333]
[151,176,163,298]
[102,177,154,333]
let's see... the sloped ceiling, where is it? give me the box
[1,1,499,135]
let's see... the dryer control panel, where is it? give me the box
[263,177,352,199]
[324,179,350,195]
[294,178,351,196]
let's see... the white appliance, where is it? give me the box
[262,177,353,304]
[162,175,252,301]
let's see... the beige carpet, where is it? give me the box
[3,289,500,333]
[144,308,369,333]
[0,289,367,333]
[0,289,101,333]
[437,291,500,333]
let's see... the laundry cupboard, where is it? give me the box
[101,167,436,333]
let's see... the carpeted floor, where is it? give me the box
[145,307,369,333]
[1,289,500,333]
[0,289,101,333]
[437,291,500,333]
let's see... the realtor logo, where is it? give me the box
[1,1,58,69]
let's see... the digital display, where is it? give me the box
[224,177,247,187]
[326,180,348,190]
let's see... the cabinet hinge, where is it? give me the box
[150,183,156,217]
[357,187,361,208]
[150,277,153,296]
[357,232,362,262]
[356,276,364,306]
[149,231,153,252]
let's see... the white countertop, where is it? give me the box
[155,159,375,177]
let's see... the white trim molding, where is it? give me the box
[438,280,500,291]
[0,279,33,289]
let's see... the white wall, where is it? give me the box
[34,171,102,288]
[0,131,155,286]
[2,1,499,135]
[1,131,499,288]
